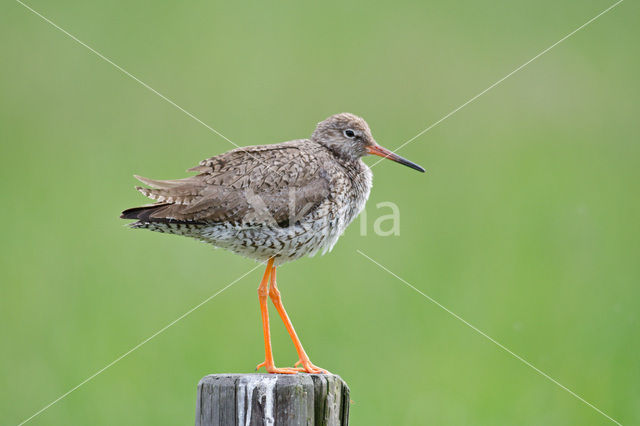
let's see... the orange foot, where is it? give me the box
[294,359,329,374]
[256,360,300,374]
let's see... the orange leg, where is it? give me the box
[269,266,328,374]
[255,258,299,374]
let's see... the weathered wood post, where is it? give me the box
[195,374,350,425]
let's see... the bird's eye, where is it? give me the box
[343,129,356,139]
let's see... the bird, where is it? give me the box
[121,112,424,374]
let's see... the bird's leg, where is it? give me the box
[269,266,329,374]
[255,258,299,374]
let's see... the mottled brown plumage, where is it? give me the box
[123,141,332,228]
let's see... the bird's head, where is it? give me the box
[312,113,425,172]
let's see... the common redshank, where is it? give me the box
[121,113,424,374]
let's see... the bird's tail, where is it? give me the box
[120,204,171,223]
[132,174,202,204]
[120,174,208,226]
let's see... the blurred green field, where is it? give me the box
[1,0,638,424]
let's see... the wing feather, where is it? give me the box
[123,141,332,227]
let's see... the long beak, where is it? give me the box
[367,144,425,173]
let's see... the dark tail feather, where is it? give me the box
[120,204,204,225]
[120,204,170,222]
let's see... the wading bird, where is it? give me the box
[121,113,424,373]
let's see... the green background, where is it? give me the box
[1,0,638,424]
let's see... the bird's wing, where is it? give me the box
[122,142,331,227]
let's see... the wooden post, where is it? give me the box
[195,374,350,426]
